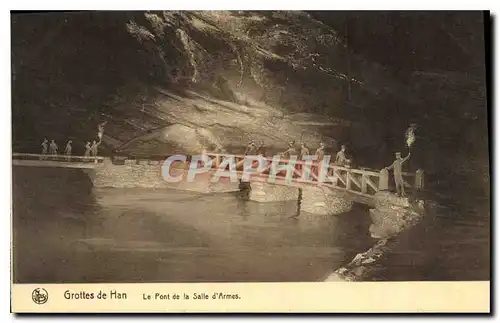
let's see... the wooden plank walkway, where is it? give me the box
[12,152,423,206]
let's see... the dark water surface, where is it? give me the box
[12,167,490,283]
[13,168,374,283]
[368,192,490,281]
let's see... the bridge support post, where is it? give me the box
[248,182,299,202]
[378,169,389,191]
[415,169,424,190]
[300,186,353,215]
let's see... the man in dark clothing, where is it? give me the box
[84,142,92,157]
[256,140,267,157]
[335,145,347,166]
[280,141,297,159]
[312,142,326,177]
[64,140,73,161]
[299,142,310,160]
[41,138,48,159]
[98,121,107,141]
[49,140,58,155]
[244,140,257,155]
[385,151,411,197]
[91,139,102,161]
[315,142,325,161]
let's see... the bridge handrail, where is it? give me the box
[205,152,415,178]
[12,153,105,161]
[12,150,423,196]
[327,165,380,177]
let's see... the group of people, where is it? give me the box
[244,140,351,167]
[243,139,412,197]
[40,138,101,160]
[243,140,267,156]
[39,122,107,161]
[40,138,61,157]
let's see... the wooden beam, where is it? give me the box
[349,172,362,190]
[364,175,378,192]
[333,169,346,186]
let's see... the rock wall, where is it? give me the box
[368,191,425,239]
[325,191,427,282]
[324,238,391,282]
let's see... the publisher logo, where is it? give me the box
[32,288,48,305]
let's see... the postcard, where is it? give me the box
[10,10,490,313]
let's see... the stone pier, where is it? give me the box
[369,191,425,239]
[300,186,353,215]
[248,182,299,202]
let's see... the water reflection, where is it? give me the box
[12,167,489,283]
[13,168,374,283]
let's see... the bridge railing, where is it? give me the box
[205,152,424,197]
[320,165,381,197]
[12,153,105,164]
[12,151,424,196]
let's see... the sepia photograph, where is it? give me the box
[10,9,490,292]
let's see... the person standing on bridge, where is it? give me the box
[84,141,92,158]
[256,140,267,157]
[91,139,102,160]
[97,121,107,141]
[41,138,48,159]
[280,141,297,159]
[49,140,58,156]
[299,142,310,160]
[296,142,310,178]
[244,139,257,156]
[335,145,347,166]
[64,140,73,161]
[315,142,325,161]
[385,151,411,197]
[313,142,326,176]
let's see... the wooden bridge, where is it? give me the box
[12,152,424,212]
[202,153,424,201]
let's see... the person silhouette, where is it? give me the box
[244,139,257,156]
[84,142,92,158]
[256,140,267,157]
[315,142,325,161]
[64,140,73,161]
[91,140,100,157]
[335,145,347,166]
[41,138,48,159]
[281,141,297,158]
[312,142,326,177]
[385,151,411,197]
[97,121,107,141]
[91,139,102,163]
[299,142,310,160]
[49,140,58,156]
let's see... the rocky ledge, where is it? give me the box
[324,191,426,282]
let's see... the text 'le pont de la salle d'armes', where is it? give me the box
[143,292,241,300]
